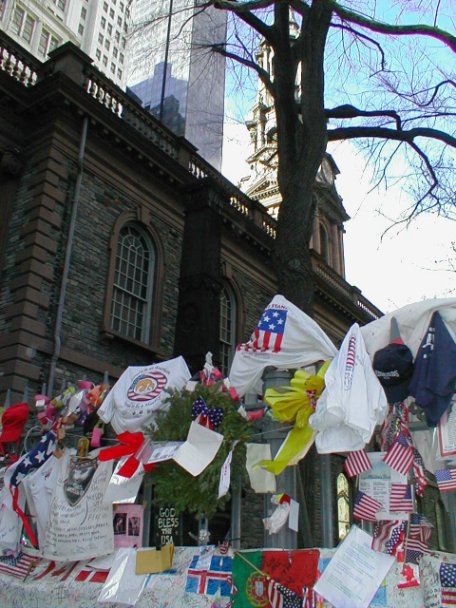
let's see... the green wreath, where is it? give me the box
[146,384,253,518]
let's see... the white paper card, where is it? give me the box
[288,498,299,532]
[173,422,223,477]
[218,449,233,499]
[246,444,277,493]
[313,525,395,608]
[145,441,182,465]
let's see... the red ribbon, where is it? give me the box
[11,486,38,548]
[98,432,146,478]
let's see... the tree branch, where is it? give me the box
[326,104,402,129]
[211,0,275,42]
[329,0,456,53]
[328,125,456,149]
[331,23,386,70]
[208,43,274,93]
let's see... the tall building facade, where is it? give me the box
[126,0,227,170]
[0,0,129,88]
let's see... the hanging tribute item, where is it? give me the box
[97,356,191,433]
[42,451,114,561]
[228,294,337,397]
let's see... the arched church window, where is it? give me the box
[110,223,155,342]
[337,472,350,540]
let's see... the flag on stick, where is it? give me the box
[435,468,456,493]
[389,484,414,513]
[383,431,414,475]
[353,491,382,522]
[344,449,372,478]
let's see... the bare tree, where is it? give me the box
[206,0,456,314]
[132,1,456,314]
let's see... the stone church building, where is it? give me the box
[0,32,393,549]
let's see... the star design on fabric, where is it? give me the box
[34,450,45,463]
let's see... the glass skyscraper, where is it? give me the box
[127,0,227,170]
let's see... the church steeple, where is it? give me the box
[238,10,349,279]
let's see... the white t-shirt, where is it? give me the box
[42,451,114,561]
[98,356,191,434]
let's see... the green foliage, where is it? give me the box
[146,384,253,518]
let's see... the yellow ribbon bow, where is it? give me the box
[259,361,330,475]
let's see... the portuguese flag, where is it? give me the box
[231,549,320,607]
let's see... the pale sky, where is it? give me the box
[221,122,455,315]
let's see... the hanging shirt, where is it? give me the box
[42,451,114,561]
[310,323,388,453]
[98,356,191,434]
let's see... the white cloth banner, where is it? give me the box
[229,294,337,397]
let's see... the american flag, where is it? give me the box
[412,448,428,497]
[405,513,433,564]
[353,491,382,522]
[383,431,414,475]
[0,551,38,580]
[372,520,406,555]
[389,483,414,513]
[344,449,372,478]
[245,308,288,353]
[440,563,456,607]
[267,579,303,608]
[5,429,56,547]
[435,468,456,493]
[8,430,56,490]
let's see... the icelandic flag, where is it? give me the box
[185,553,232,597]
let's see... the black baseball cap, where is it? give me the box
[373,338,414,404]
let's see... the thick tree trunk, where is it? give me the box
[271,1,332,317]
[273,174,318,316]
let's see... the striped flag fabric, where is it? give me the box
[412,448,428,497]
[389,484,414,513]
[405,513,433,564]
[343,335,357,389]
[440,563,456,607]
[353,491,383,522]
[344,449,372,478]
[372,520,406,555]
[267,578,303,608]
[435,468,456,493]
[0,551,38,580]
[383,431,414,475]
